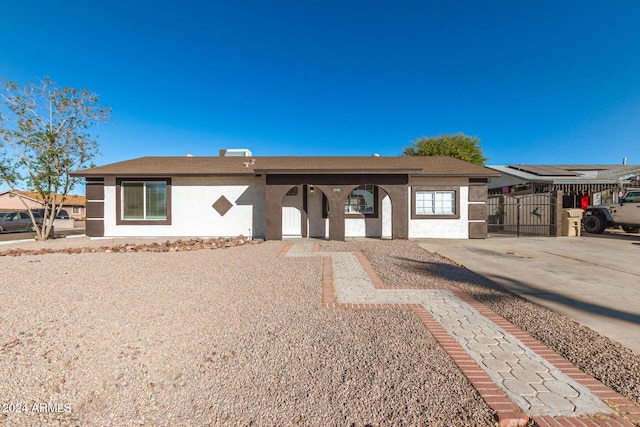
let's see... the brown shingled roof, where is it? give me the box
[71,156,499,178]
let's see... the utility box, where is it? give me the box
[562,209,583,237]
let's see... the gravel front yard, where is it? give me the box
[1,239,496,426]
[2,237,638,426]
[319,240,640,406]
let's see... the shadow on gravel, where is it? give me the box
[392,256,504,289]
[478,273,640,326]
[397,255,640,326]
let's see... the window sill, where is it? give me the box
[345,213,378,219]
[412,214,460,220]
[117,219,171,226]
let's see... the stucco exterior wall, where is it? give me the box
[407,183,470,239]
[381,195,392,238]
[103,176,265,238]
[344,193,392,238]
[98,175,483,240]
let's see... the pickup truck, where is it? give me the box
[582,189,640,234]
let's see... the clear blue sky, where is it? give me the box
[1,0,639,169]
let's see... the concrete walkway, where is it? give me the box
[417,235,640,354]
[282,242,640,426]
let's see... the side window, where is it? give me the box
[412,187,461,220]
[285,187,299,196]
[344,185,378,217]
[20,212,29,219]
[622,192,640,203]
[415,191,455,215]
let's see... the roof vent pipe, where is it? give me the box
[623,157,627,165]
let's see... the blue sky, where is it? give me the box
[1,0,639,171]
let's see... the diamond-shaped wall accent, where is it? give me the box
[212,195,233,216]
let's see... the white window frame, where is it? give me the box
[412,187,460,220]
[415,191,455,215]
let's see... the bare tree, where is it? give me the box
[0,77,110,240]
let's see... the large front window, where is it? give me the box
[116,178,171,225]
[122,181,167,220]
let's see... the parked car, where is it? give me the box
[30,208,70,219]
[0,211,43,232]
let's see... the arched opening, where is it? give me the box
[267,178,407,241]
[342,184,393,238]
[281,184,329,238]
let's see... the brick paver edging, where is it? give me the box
[450,289,640,426]
[350,246,638,425]
[278,242,640,427]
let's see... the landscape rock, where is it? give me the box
[0,236,262,257]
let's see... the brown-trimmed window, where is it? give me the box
[116,178,171,225]
[345,185,378,217]
[412,186,460,219]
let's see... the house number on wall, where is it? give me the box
[333,188,341,192]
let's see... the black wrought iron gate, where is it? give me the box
[487,192,558,237]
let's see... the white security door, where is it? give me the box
[282,207,302,236]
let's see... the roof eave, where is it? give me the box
[413,173,501,178]
[70,172,258,178]
[257,168,422,174]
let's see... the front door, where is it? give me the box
[282,186,303,237]
[282,207,302,236]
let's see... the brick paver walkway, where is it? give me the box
[282,242,640,427]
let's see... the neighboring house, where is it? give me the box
[70,154,499,241]
[487,164,640,208]
[0,191,86,219]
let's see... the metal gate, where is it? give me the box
[487,192,558,237]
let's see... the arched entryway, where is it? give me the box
[280,184,330,238]
[342,184,393,238]
[265,174,409,241]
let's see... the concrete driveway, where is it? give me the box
[418,231,640,354]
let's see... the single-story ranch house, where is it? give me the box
[71,152,500,241]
